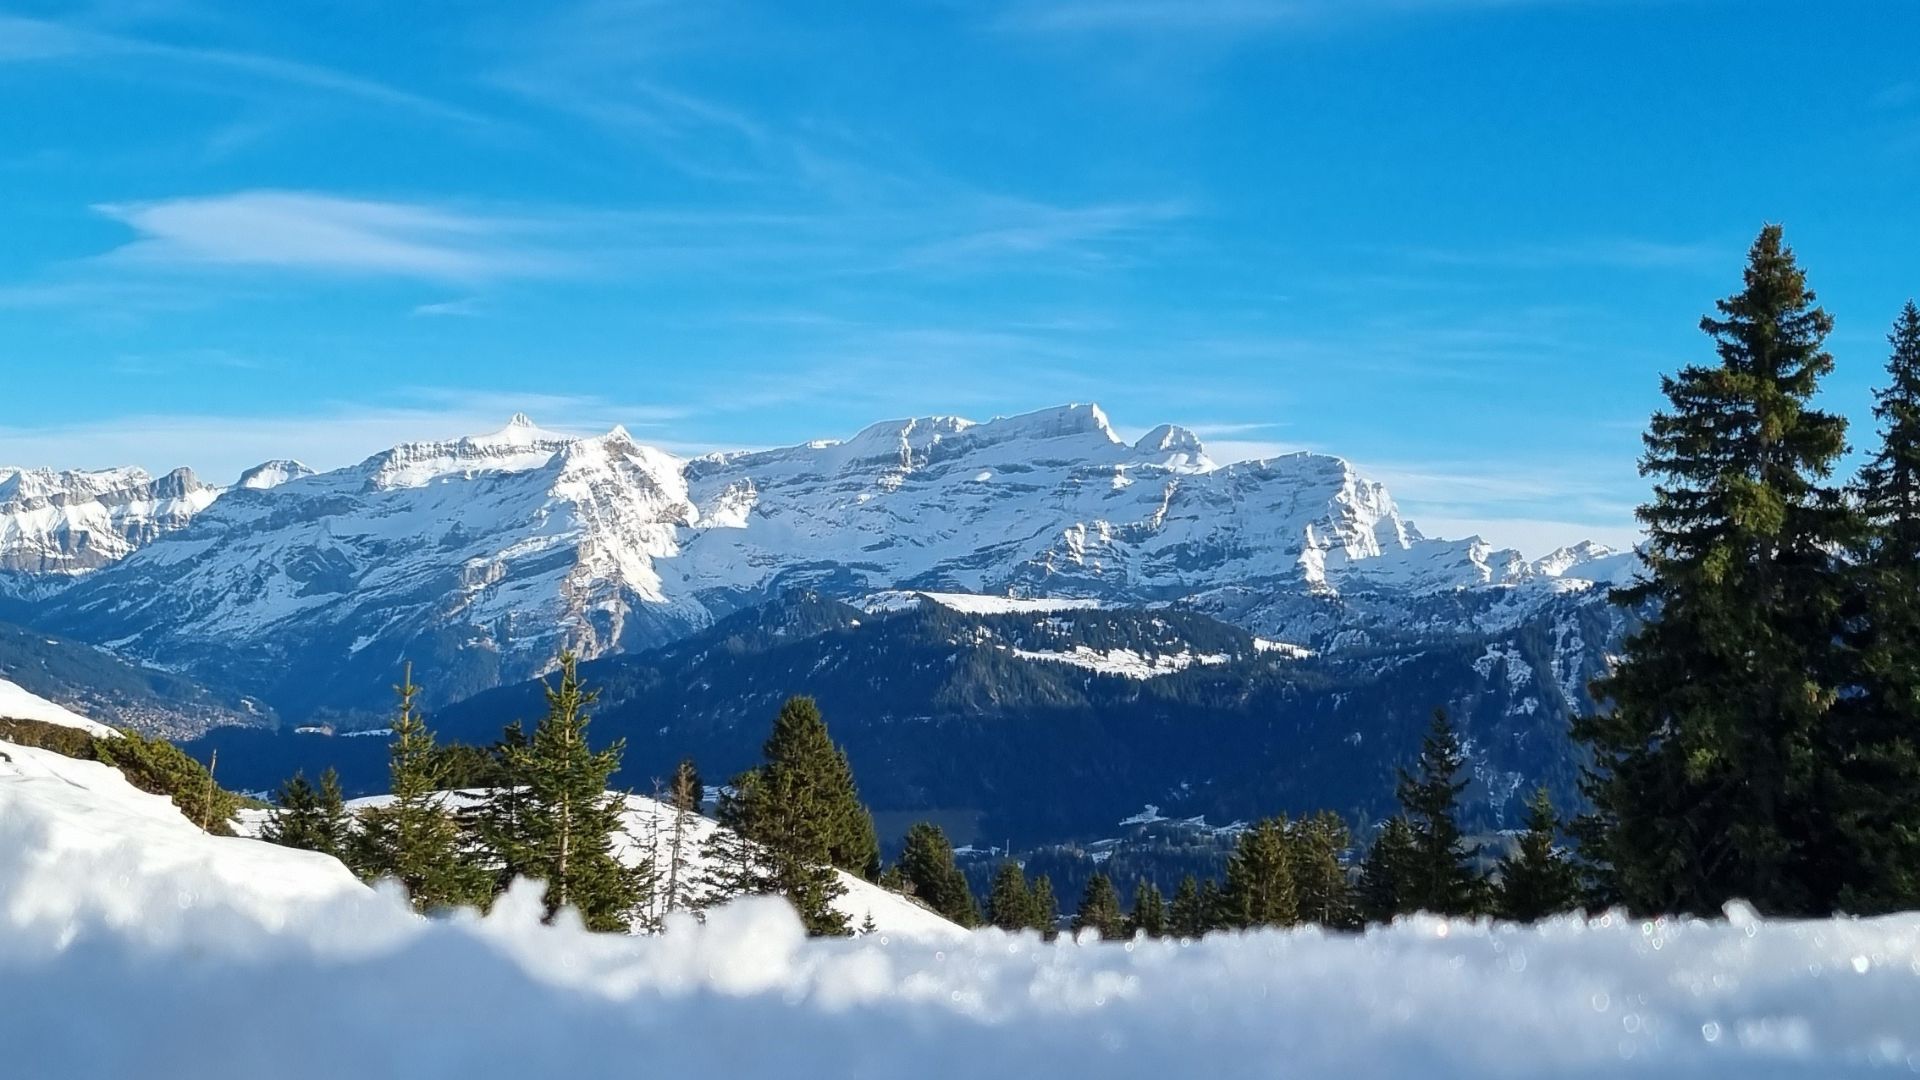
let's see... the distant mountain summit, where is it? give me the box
[12,405,1633,718]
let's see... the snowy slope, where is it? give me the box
[5,732,1918,1078]
[611,792,963,938]
[0,676,119,737]
[235,789,963,940]
[0,739,366,923]
[29,405,1633,714]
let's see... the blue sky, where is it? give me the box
[3,0,1918,554]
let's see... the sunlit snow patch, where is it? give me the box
[863,590,1102,616]
[1010,645,1229,679]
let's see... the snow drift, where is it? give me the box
[5,733,1920,1077]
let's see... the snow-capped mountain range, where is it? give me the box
[0,465,221,598]
[7,404,1635,717]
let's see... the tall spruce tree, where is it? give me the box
[1396,710,1484,916]
[1839,301,1920,913]
[713,697,868,936]
[1071,872,1126,940]
[1291,811,1359,930]
[986,861,1038,931]
[354,664,483,912]
[1493,787,1581,922]
[1577,225,1859,916]
[1861,302,1920,561]
[1357,816,1416,924]
[1127,879,1168,938]
[897,822,980,926]
[499,654,646,932]
[1221,816,1298,928]
[1168,875,1212,939]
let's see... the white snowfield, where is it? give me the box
[0,676,118,737]
[6,731,1920,1078]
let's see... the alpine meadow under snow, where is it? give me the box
[4,715,1920,1079]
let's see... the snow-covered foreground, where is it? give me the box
[5,738,1920,1076]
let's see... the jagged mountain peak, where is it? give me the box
[1132,422,1212,472]
[236,459,314,491]
[465,412,574,448]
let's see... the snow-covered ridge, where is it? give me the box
[4,728,1917,1079]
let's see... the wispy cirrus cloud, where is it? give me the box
[91,192,556,281]
[0,14,494,128]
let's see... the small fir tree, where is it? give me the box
[500,654,647,932]
[986,861,1037,931]
[1195,878,1225,932]
[467,720,530,901]
[712,698,863,936]
[262,771,321,851]
[1494,787,1581,922]
[1071,872,1126,940]
[1357,816,1417,924]
[1291,811,1359,930]
[1168,874,1212,939]
[897,822,980,926]
[1127,878,1168,938]
[353,664,484,912]
[1396,710,1484,916]
[1031,874,1060,939]
[1221,817,1297,928]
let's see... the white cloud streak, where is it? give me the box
[91,192,556,281]
[0,15,494,128]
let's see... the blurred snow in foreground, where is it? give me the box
[2,737,1918,1078]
